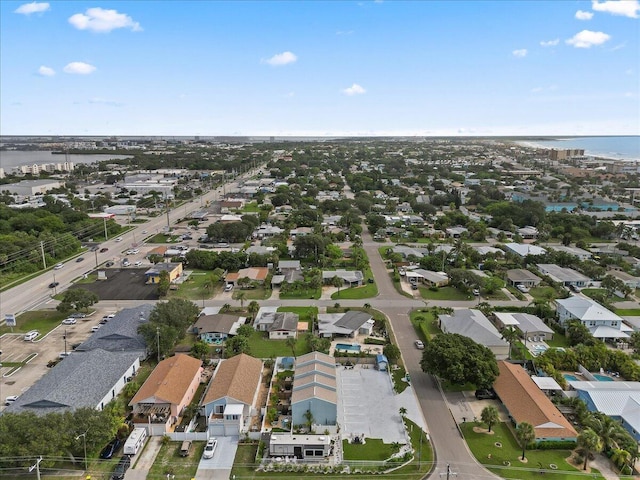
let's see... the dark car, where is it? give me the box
[100,247,109,253]
[76,257,85,263]
[110,455,131,480]
[100,438,122,460]
[475,389,497,400]
[48,282,60,289]
[105,261,115,267]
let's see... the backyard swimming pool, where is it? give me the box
[335,343,361,353]
[564,373,614,382]
[593,374,614,382]
[564,374,579,382]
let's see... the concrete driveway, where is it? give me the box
[195,436,238,480]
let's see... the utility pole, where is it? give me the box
[40,241,47,269]
[103,216,108,240]
[439,464,457,480]
[29,456,43,480]
[63,329,67,355]
[156,326,160,363]
[75,431,88,472]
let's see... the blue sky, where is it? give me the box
[1,0,639,136]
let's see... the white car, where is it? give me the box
[516,284,530,293]
[134,261,142,267]
[24,330,39,341]
[53,263,64,270]
[91,325,101,332]
[415,340,425,350]
[115,237,123,242]
[62,318,77,325]
[224,284,233,292]
[202,438,218,459]
[141,230,148,234]
[131,249,139,254]
[4,395,18,406]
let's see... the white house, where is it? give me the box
[556,296,631,341]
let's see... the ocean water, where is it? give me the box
[522,136,640,161]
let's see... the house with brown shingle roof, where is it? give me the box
[225,267,269,285]
[129,354,202,434]
[201,353,263,436]
[493,361,577,441]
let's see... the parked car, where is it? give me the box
[414,340,425,349]
[105,261,115,267]
[475,389,497,400]
[59,352,71,359]
[24,330,39,341]
[472,288,480,296]
[91,325,101,332]
[54,263,64,270]
[134,261,142,267]
[62,318,77,325]
[224,284,233,292]
[179,440,192,457]
[48,282,60,289]
[100,438,123,460]
[100,247,109,253]
[5,395,19,406]
[202,438,218,459]
[115,237,123,242]
[516,284,529,293]
[110,455,131,480]
[76,257,85,263]
[69,312,87,318]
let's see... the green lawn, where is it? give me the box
[410,309,441,339]
[546,331,572,348]
[278,287,321,300]
[241,202,261,213]
[615,308,640,316]
[331,282,377,299]
[169,270,217,301]
[148,441,205,478]
[148,233,181,243]
[461,422,603,479]
[342,438,393,461]
[419,286,470,301]
[246,330,311,358]
[529,286,560,300]
[277,306,318,323]
[392,365,410,394]
[234,287,272,301]
[0,309,69,336]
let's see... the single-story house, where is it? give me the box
[517,226,539,239]
[607,270,640,289]
[567,381,640,441]
[201,353,263,436]
[322,269,364,287]
[474,246,504,256]
[549,245,592,261]
[506,269,542,288]
[503,243,547,257]
[225,267,269,286]
[405,269,449,287]
[317,311,374,338]
[536,264,590,288]
[438,309,509,359]
[145,262,183,284]
[4,349,140,415]
[493,361,577,441]
[446,226,468,238]
[129,354,203,434]
[254,308,299,339]
[292,352,337,427]
[192,313,245,343]
[268,433,332,460]
[493,312,554,341]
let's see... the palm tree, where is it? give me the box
[303,409,315,433]
[516,422,535,461]
[578,428,603,470]
[221,303,231,313]
[363,303,371,310]
[585,413,626,452]
[286,337,297,357]
[332,275,343,295]
[480,405,499,433]
[399,407,407,418]
[611,448,632,473]
[237,291,246,308]
[501,327,520,360]
[477,301,492,317]
[247,300,260,319]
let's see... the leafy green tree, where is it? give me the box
[516,422,536,460]
[420,333,498,388]
[56,288,99,313]
[148,254,164,264]
[611,448,631,473]
[247,300,260,319]
[236,324,254,338]
[577,428,603,470]
[156,270,171,296]
[286,337,297,356]
[225,335,250,356]
[191,340,210,360]
[383,344,401,362]
[480,405,499,433]
[566,320,594,346]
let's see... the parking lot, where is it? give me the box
[76,268,160,301]
[336,366,407,444]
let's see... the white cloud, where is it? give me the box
[63,62,96,74]
[262,51,297,66]
[68,7,142,33]
[512,49,528,57]
[592,0,639,18]
[566,30,611,48]
[575,10,594,20]
[342,83,366,95]
[540,38,560,47]
[14,2,49,15]
[38,65,55,76]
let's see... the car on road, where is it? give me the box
[48,281,60,289]
[62,318,77,325]
[105,261,115,267]
[69,312,87,318]
[115,237,123,242]
[202,438,218,459]
[24,330,39,341]
[54,263,64,270]
[141,230,147,234]
[110,455,131,480]
[131,249,139,254]
[134,261,142,267]
[76,257,85,263]
[100,438,123,460]
[59,352,71,359]
[91,325,101,332]
[414,340,425,349]
[4,395,18,406]
[100,247,109,253]
[475,388,497,400]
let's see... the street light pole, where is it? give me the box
[63,329,67,356]
[75,431,88,472]
[52,272,57,296]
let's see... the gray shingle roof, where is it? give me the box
[4,349,140,415]
[334,311,372,331]
[76,305,153,354]
[439,309,508,348]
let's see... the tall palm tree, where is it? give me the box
[480,405,499,433]
[237,291,246,308]
[586,413,626,452]
[578,428,603,470]
[286,337,297,357]
[501,327,520,360]
[611,448,632,473]
[516,422,536,461]
[247,301,260,319]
